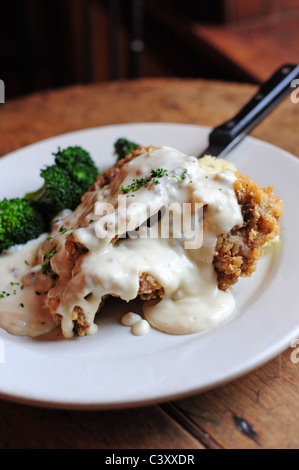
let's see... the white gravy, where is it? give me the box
[0,146,243,338]
[0,235,57,336]
[49,146,243,337]
[121,312,150,336]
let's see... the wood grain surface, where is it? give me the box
[194,18,299,83]
[0,78,298,449]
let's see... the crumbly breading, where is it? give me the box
[213,171,283,290]
[138,273,164,300]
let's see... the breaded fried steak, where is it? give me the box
[214,171,282,290]
[22,146,283,338]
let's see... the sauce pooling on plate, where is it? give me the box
[0,235,57,336]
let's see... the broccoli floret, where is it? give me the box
[114,138,140,161]
[25,146,99,219]
[53,146,99,193]
[25,165,84,219]
[0,198,46,253]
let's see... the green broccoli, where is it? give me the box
[25,165,84,218]
[0,198,46,253]
[53,146,99,193]
[25,146,99,219]
[114,138,140,161]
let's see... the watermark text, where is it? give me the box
[0,80,4,103]
[291,79,299,104]
[290,339,299,364]
[94,197,204,249]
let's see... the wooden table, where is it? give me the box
[0,78,298,450]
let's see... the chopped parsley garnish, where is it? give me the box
[41,244,58,278]
[48,226,74,242]
[121,168,168,194]
[181,168,188,180]
[120,166,193,194]
[171,168,189,182]
[0,282,24,300]
[9,282,24,290]
[150,168,168,178]
[43,245,57,262]
[121,183,135,194]
[41,262,52,276]
[19,303,24,308]
[134,177,149,190]
[59,226,68,234]
[0,291,10,299]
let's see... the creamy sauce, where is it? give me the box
[45,146,243,338]
[121,312,150,336]
[121,312,142,326]
[0,235,57,336]
[0,146,244,338]
[131,319,150,336]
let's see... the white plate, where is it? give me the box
[0,123,298,410]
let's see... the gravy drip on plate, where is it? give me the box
[0,235,57,336]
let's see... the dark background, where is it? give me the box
[1,0,299,100]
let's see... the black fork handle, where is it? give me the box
[208,64,299,148]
